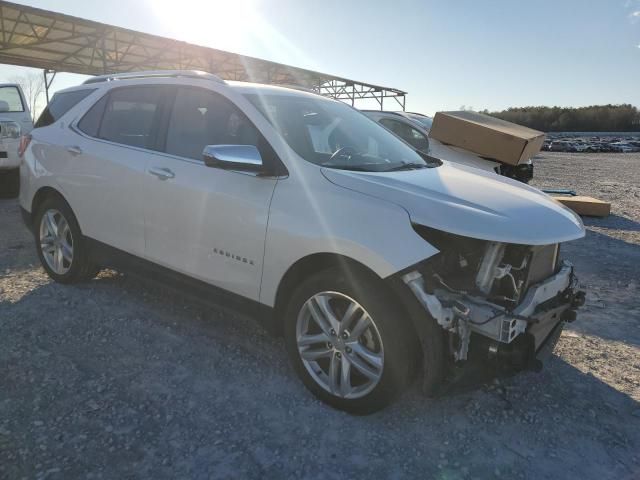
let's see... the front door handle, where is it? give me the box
[149,166,175,180]
[66,145,83,155]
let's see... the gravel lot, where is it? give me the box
[1,152,639,479]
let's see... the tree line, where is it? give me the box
[483,105,640,132]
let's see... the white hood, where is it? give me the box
[322,162,585,245]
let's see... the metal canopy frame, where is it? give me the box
[0,1,406,109]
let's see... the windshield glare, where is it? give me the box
[244,93,434,172]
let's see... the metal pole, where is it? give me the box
[43,69,57,105]
[101,36,107,74]
[43,69,49,104]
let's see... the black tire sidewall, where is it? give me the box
[34,196,93,284]
[284,267,416,414]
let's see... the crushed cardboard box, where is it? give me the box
[553,196,611,217]
[430,111,545,166]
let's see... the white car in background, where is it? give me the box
[362,110,535,183]
[0,83,33,197]
[20,71,585,413]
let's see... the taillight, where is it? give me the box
[18,134,32,158]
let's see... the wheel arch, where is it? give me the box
[271,253,374,333]
[271,252,420,344]
[30,187,73,228]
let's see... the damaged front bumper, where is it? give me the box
[402,261,585,366]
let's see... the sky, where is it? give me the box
[0,0,639,116]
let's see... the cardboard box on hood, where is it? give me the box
[429,111,546,166]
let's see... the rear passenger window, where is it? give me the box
[165,87,260,161]
[97,87,165,149]
[35,89,96,128]
[77,95,107,137]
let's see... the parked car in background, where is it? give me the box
[20,71,585,413]
[549,141,575,152]
[361,110,431,153]
[403,111,433,131]
[362,110,534,183]
[572,142,589,153]
[610,142,639,153]
[0,83,33,197]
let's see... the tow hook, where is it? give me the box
[562,290,585,323]
[572,290,586,308]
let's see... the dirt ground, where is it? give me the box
[1,152,639,479]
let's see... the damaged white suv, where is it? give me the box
[19,71,586,413]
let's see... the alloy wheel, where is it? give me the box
[39,209,74,275]
[296,291,384,399]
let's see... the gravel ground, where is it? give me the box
[1,152,639,480]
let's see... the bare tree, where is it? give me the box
[10,72,45,119]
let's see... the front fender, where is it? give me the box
[259,173,438,307]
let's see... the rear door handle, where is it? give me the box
[66,145,82,155]
[149,166,175,180]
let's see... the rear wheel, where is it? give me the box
[34,196,99,283]
[284,267,417,414]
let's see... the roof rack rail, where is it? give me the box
[83,70,225,85]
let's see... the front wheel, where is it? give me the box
[284,268,417,414]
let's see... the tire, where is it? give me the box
[283,267,417,414]
[0,168,19,198]
[34,195,99,283]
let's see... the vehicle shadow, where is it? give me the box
[561,229,640,348]
[2,197,639,478]
[583,214,640,232]
[2,273,639,480]
[0,199,37,273]
[391,354,640,479]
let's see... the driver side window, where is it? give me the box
[165,87,260,161]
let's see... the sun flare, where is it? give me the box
[148,0,261,52]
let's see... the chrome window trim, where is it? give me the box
[69,122,277,178]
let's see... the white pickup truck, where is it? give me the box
[0,83,33,197]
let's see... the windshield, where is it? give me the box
[0,86,25,113]
[244,93,437,172]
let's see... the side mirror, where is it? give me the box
[202,145,263,172]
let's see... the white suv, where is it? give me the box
[20,71,585,413]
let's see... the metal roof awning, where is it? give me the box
[0,1,406,109]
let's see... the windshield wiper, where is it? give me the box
[385,163,428,172]
[325,164,380,172]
